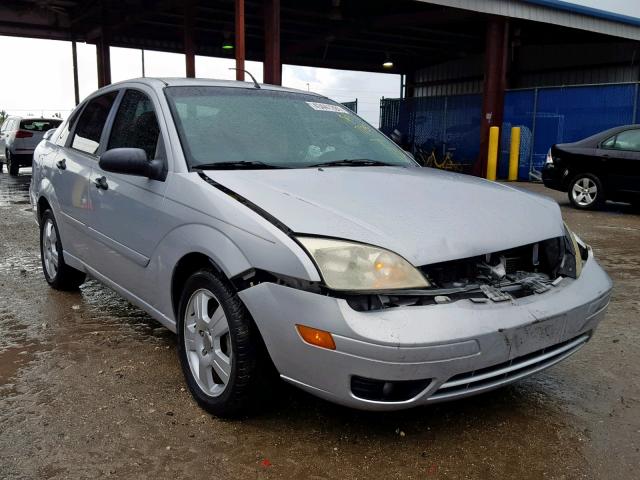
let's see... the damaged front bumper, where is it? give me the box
[239,251,612,411]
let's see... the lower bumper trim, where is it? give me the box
[430,332,590,400]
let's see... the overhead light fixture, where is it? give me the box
[222,32,234,51]
[382,53,394,69]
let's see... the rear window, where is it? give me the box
[20,119,62,131]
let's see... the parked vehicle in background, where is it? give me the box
[0,116,62,175]
[542,125,640,210]
[31,78,612,417]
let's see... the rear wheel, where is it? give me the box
[7,152,19,176]
[40,210,86,290]
[177,269,265,417]
[568,173,604,210]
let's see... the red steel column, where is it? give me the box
[478,15,508,177]
[235,0,246,81]
[96,30,111,88]
[263,0,281,85]
[184,0,196,78]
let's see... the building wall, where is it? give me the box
[412,41,640,97]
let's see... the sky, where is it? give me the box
[561,0,640,19]
[0,36,400,126]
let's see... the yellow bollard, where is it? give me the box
[508,127,521,181]
[486,126,499,181]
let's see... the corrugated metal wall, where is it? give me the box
[413,42,640,97]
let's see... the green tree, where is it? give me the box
[0,110,7,126]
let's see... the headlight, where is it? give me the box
[296,236,429,291]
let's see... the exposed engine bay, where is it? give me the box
[346,234,589,311]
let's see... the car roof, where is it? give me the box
[101,77,326,98]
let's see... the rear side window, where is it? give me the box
[71,91,118,155]
[613,129,640,152]
[20,119,62,131]
[108,89,161,160]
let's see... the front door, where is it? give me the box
[87,87,170,301]
[600,128,640,194]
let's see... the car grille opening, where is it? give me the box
[351,376,431,402]
[346,236,577,312]
[430,332,591,400]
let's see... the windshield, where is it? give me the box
[164,86,414,169]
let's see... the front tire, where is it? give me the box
[40,210,86,290]
[177,269,263,417]
[568,173,604,210]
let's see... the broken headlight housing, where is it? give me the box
[563,224,589,278]
[296,236,429,291]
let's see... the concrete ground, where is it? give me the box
[0,169,638,479]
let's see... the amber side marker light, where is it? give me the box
[296,324,336,350]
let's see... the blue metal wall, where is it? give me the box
[502,83,638,180]
[380,94,482,170]
[380,82,639,180]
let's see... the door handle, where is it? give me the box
[56,158,66,170]
[94,176,109,190]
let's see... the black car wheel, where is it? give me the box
[177,269,266,417]
[568,173,604,210]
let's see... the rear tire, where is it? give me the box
[7,152,19,176]
[40,209,86,290]
[568,173,604,210]
[177,269,265,417]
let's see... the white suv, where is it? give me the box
[0,116,62,175]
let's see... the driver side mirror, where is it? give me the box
[99,148,165,181]
[43,129,56,141]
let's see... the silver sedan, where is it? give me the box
[30,78,612,416]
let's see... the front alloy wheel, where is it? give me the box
[183,288,233,397]
[569,174,603,210]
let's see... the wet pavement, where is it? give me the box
[0,168,638,479]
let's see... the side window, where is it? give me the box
[57,107,83,146]
[71,91,118,155]
[613,129,640,152]
[108,89,161,160]
[601,135,616,149]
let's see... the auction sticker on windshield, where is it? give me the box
[306,102,348,113]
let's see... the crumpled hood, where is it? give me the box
[203,167,564,266]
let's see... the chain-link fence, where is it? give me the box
[381,82,640,180]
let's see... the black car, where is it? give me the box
[542,125,640,210]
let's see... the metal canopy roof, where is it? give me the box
[425,0,640,41]
[0,0,627,74]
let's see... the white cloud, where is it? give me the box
[0,35,400,125]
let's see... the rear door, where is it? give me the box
[87,87,170,299]
[0,119,9,159]
[600,128,640,193]
[52,91,118,261]
[0,119,16,159]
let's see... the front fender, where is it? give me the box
[148,223,254,323]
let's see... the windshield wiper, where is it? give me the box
[308,159,394,168]
[194,161,286,170]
